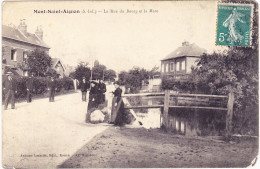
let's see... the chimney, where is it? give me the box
[18,19,27,35]
[35,26,43,40]
[182,41,190,46]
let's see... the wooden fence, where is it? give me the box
[111,90,234,137]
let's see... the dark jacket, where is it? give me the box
[113,87,122,103]
[3,77,17,92]
[89,85,98,95]
[26,78,34,90]
[48,80,56,91]
[98,82,106,94]
[80,81,90,92]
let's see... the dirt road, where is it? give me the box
[2,92,109,168]
[60,127,258,168]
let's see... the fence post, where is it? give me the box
[163,90,170,129]
[226,92,234,139]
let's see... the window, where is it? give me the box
[170,62,174,72]
[161,64,165,72]
[181,60,186,70]
[23,52,27,60]
[11,49,17,61]
[165,63,169,72]
[176,61,180,71]
[23,71,28,77]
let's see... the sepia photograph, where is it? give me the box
[1,0,259,168]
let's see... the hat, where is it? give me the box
[113,81,120,85]
[90,81,96,84]
[6,72,13,76]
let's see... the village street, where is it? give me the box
[2,91,110,168]
[2,89,258,168]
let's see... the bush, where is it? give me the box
[2,76,74,100]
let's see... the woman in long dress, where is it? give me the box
[86,81,98,122]
[112,81,125,126]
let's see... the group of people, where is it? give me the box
[78,78,107,110]
[3,71,60,110]
[3,72,125,126]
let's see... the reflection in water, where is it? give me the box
[167,108,226,136]
[129,96,226,136]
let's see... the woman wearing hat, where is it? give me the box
[111,81,125,126]
[87,81,98,110]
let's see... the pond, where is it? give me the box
[131,96,226,136]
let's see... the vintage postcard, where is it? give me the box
[1,0,259,168]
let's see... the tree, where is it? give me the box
[118,67,151,93]
[104,69,116,82]
[71,62,91,81]
[92,60,106,80]
[26,48,52,77]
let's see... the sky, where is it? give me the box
[2,1,225,72]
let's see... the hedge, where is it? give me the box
[2,76,74,99]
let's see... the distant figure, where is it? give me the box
[48,76,56,102]
[3,72,17,110]
[223,8,246,44]
[112,81,125,126]
[80,77,90,102]
[97,79,106,104]
[88,81,98,110]
[26,74,34,103]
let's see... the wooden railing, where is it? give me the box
[112,90,234,137]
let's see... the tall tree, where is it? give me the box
[104,69,116,82]
[26,48,52,77]
[71,62,91,81]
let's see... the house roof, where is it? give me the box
[161,42,206,61]
[2,25,50,49]
[51,58,65,70]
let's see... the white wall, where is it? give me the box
[186,57,200,73]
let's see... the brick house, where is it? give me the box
[2,20,50,76]
[160,42,206,80]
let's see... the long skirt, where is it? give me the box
[114,101,125,126]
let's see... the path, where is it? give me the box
[2,91,109,168]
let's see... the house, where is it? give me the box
[160,41,206,80]
[2,20,50,76]
[51,58,65,78]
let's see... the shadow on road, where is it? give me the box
[58,126,258,168]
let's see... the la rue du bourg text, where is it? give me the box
[33,9,158,14]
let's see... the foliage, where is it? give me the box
[2,76,74,100]
[70,60,117,82]
[45,68,59,78]
[26,48,52,77]
[71,62,91,81]
[104,69,117,82]
[118,66,160,93]
[92,60,106,80]
[161,0,258,135]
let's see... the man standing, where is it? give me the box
[3,72,17,110]
[97,79,106,104]
[48,76,56,102]
[80,77,90,101]
[26,74,34,103]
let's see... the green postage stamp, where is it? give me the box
[216,3,254,47]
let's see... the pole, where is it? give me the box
[226,92,234,139]
[163,90,170,130]
[90,68,93,80]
